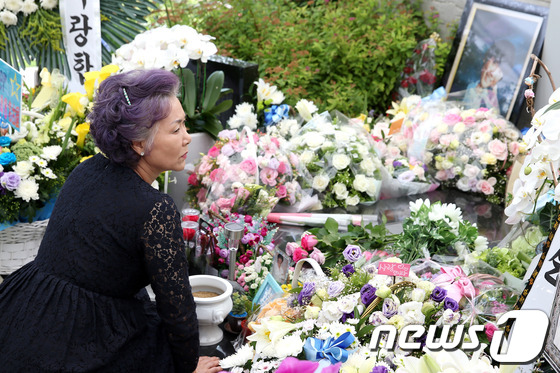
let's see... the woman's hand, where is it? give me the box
[194,356,222,373]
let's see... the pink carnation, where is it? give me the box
[208,146,220,158]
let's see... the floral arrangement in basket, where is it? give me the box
[206,212,278,295]
[0,66,113,226]
[287,111,383,209]
[219,249,515,373]
[185,128,303,217]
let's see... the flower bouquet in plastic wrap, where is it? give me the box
[185,128,304,217]
[366,95,440,199]
[414,103,525,205]
[287,111,383,209]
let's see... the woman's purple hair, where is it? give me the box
[89,68,180,168]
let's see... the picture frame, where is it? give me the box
[271,249,290,285]
[442,0,548,124]
[252,273,284,307]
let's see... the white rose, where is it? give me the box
[13,161,34,178]
[365,177,379,197]
[409,288,427,302]
[353,174,368,192]
[321,140,334,150]
[360,158,376,175]
[332,182,348,200]
[300,150,315,165]
[346,195,360,206]
[295,99,318,122]
[334,130,351,143]
[304,306,321,320]
[441,160,453,170]
[305,132,325,149]
[463,164,480,178]
[312,174,330,192]
[14,179,40,202]
[453,122,466,134]
[332,153,350,170]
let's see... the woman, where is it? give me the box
[0,69,221,372]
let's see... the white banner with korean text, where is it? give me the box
[59,0,102,93]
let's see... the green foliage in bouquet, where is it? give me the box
[154,0,449,117]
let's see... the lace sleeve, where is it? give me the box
[141,196,199,373]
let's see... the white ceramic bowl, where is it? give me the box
[189,275,233,346]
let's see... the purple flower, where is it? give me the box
[342,264,355,277]
[298,282,316,305]
[340,311,354,323]
[328,281,345,298]
[220,269,229,278]
[382,298,398,318]
[343,245,362,262]
[443,297,459,312]
[392,160,403,167]
[371,366,389,373]
[430,286,447,303]
[360,284,377,306]
[414,332,428,349]
[219,249,229,259]
[0,171,20,191]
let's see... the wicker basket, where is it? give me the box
[0,219,49,275]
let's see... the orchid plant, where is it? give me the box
[112,24,232,137]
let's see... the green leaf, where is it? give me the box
[182,69,196,118]
[357,324,374,339]
[202,71,225,111]
[324,217,339,234]
[208,99,233,115]
[544,100,560,115]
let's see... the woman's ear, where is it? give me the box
[131,141,145,156]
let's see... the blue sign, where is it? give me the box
[0,58,22,131]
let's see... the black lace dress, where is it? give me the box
[0,154,199,372]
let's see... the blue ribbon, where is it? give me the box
[304,331,355,365]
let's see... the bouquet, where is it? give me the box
[207,213,278,295]
[288,111,383,209]
[391,199,489,263]
[185,128,303,217]
[219,251,509,373]
[418,103,524,205]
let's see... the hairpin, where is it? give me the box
[122,87,132,106]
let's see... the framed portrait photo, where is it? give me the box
[252,273,284,307]
[271,249,290,285]
[544,271,560,371]
[443,0,548,123]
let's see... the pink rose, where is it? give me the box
[293,247,309,262]
[216,197,235,210]
[208,146,220,158]
[429,129,441,144]
[239,158,257,175]
[301,234,318,251]
[463,116,475,126]
[477,179,495,195]
[231,140,244,152]
[276,185,287,199]
[285,242,299,256]
[485,323,498,341]
[310,248,325,265]
[187,173,199,186]
[435,170,448,181]
[487,139,508,161]
[508,141,520,156]
[443,113,462,125]
[210,168,226,183]
[478,120,491,133]
[260,168,279,186]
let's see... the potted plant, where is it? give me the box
[226,291,250,333]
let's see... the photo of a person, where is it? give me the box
[463,40,514,111]
[271,251,289,284]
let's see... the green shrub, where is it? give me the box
[155,0,449,117]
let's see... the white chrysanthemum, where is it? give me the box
[41,168,57,179]
[272,335,304,359]
[219,344,254,369]
[234,102,254,116]
[4,0,22,12]
[409,198,429,213]
[34,158,48,168]
[294,99,317,122]
[21,0,37,15]
[12,160,34,178]
[332,153,350,170]
[40,0,57,10]
[41,145,62,160]
[312,174,330,192]
[227,114,244,129]
[0,10,17,26]
[14,178,40,202]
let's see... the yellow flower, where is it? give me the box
[75,123,90,149]
[84,65,120,100]
[57,117,73,131]
[62,92,88,118]
[80,155,93,163]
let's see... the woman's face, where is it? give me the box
[143,96,191,176]
[480,58,503,88]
